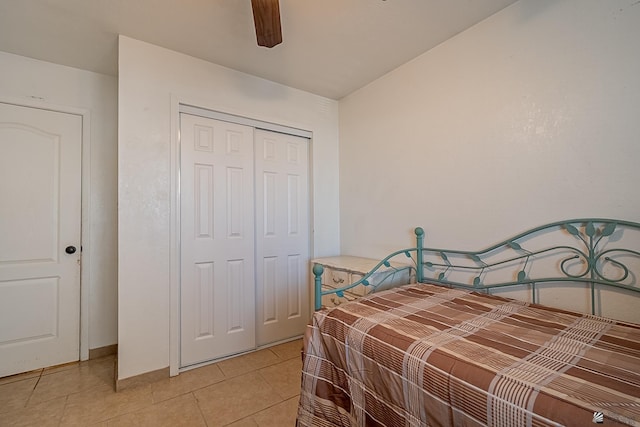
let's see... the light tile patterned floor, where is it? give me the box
[0,339,303,426]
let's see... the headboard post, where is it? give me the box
[588,231,597,315]
[415,227,424,283]
[313,263,324,311]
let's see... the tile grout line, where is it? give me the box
[24,368,44,409]
[192,391,213,427]
[55,395,68,427]
[224,394,301,426]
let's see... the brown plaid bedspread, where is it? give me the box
[297,283,640,426]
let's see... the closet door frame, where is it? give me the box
[169,98,313,375]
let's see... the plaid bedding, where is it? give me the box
[297,283,640,427]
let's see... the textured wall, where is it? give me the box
[338,0,640,321]
[0,51,118,351]
[340,0,639,253]
[118,36,339,380]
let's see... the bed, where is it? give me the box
[297,219,640,427]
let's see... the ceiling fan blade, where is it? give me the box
[251,0,282,48]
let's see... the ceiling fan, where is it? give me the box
[251,0,283,48]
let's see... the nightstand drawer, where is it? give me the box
[326,269,349,287]
[348,272,368,296]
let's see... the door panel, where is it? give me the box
[255,130,310,345]
[180,114,255,367]
[0,102,81,377]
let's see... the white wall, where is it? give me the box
[118,36,340,380]
[339,0,640,257]
[0,51,118,350]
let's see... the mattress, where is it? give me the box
[297,283,640,426]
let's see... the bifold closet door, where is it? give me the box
[180,113,256,367]
[255,129,310,346]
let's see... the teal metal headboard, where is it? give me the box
[313,218,640,312]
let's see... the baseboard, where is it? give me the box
[116,366,170,392]
[88,344,118,359]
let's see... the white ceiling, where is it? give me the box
[0,0,517,100]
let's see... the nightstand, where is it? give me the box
[311,255,413,308]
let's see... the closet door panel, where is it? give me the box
[180,114,255,367]
[255,130,310,345]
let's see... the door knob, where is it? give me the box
[65,246,77,254]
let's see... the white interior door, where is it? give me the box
[255,129,310,345]
[0,102,82,377]
[180,113,256,367]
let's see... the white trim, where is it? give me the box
[80,108,91,362]
[169,96,314,376]
[179,104,313,139]
[0,95,91,361]
[169,95,181,376]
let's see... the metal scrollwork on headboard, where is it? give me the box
[313,219,640,314]
[561,222,632,282]
[415,219,640,315]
